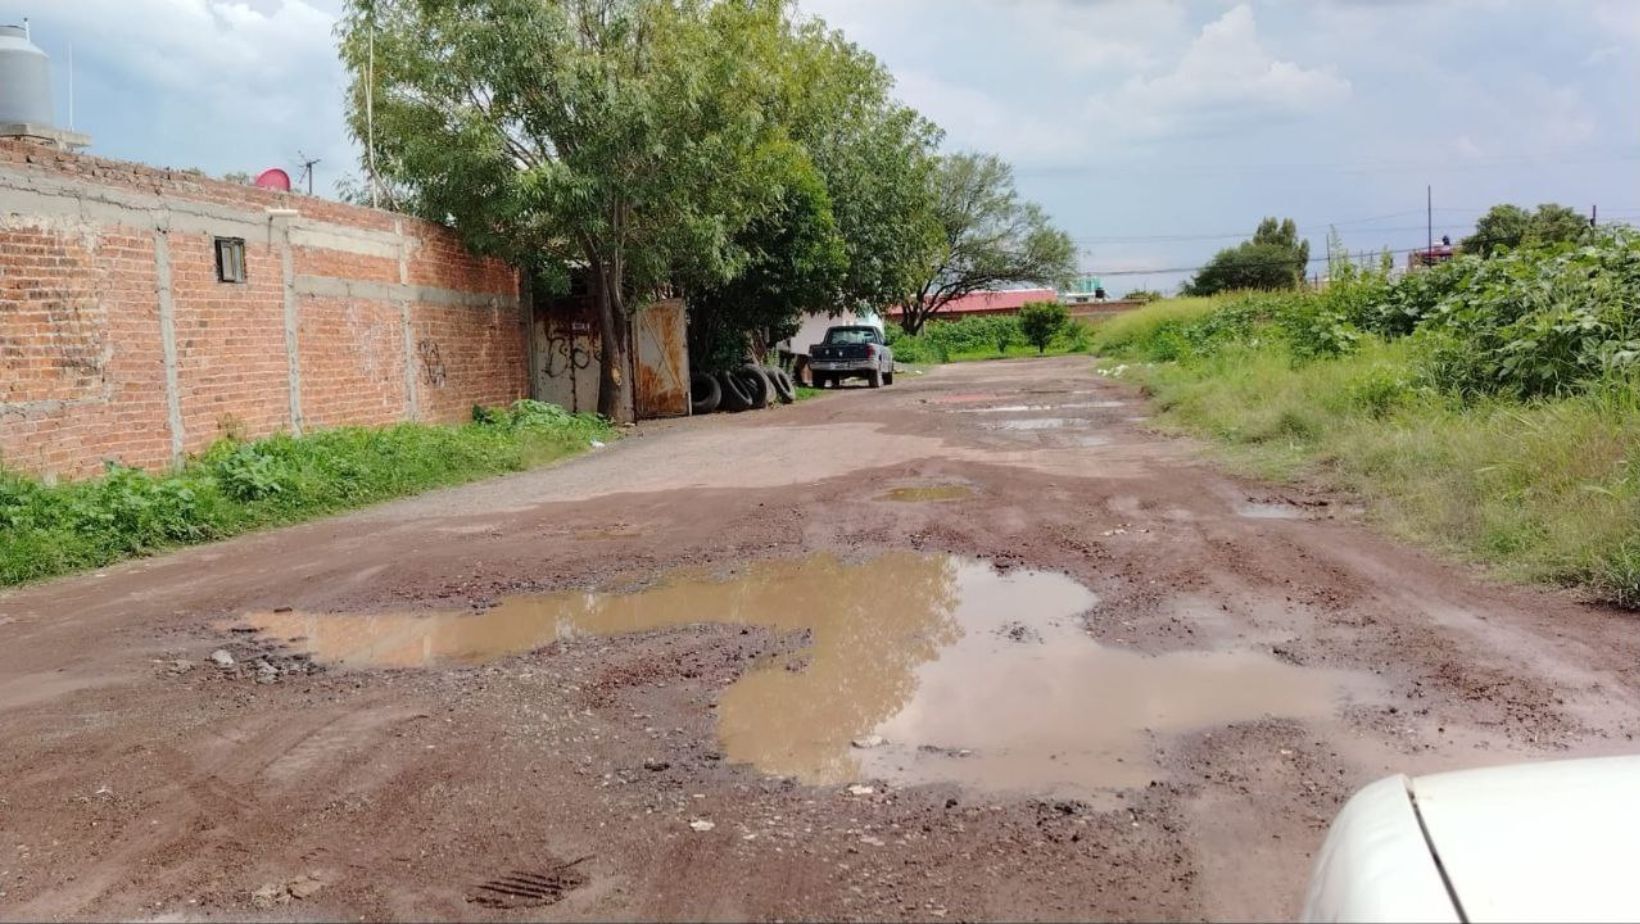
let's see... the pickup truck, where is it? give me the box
[808,325,894,388]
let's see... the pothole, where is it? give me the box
[878,485,974,503]
[1237,502,1305,519]
[988,418,1073,431]
[234,553,1370,797]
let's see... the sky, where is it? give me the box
[6,0,1638,293]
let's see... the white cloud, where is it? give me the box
[1089,4,1352,139]
[1016,0,1190,74]
[9,0,354,182]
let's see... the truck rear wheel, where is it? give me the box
[868,368,883,388]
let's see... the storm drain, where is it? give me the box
[467,860,588,909]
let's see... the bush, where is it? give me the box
[1018,301,1070,354]
[0,402,612,587]
[1093,233,1640,607]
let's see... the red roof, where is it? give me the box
[887,288,1059,318]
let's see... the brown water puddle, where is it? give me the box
[237,554,1363,796]
[878,486,974,503]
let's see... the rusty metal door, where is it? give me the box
[531,298,601,414]
[633,298,689,419]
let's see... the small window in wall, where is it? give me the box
[215,237,247,283]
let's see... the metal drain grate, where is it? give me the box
[468,860,589,909]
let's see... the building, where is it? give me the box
[886,288,1060,323]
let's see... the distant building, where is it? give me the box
[1061,275,1108,305]
[1408,237,1458,270]
[886,287,1060,322]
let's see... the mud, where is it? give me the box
[877,486,974,503]
[240,553,1366,796]
[4,356,1640,922]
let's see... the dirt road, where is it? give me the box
[3,356,1638,921]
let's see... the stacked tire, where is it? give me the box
[692,366,795,414]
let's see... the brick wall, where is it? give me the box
[0,140,529,480]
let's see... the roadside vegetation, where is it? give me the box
[341,0,1074,414]
[1093,228,1640,608]
[0,402,611,587]
[889,311,1092,364]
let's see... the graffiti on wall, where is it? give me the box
[417,339,447,388]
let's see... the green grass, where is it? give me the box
[0,400,613,588]
[888,315,1094,364]
[1100,298,1640,608]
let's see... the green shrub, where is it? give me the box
[1018,301,1070,354]
[0,403,612,587]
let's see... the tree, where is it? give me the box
[684,15,938,368]
[685,157,847,371]
[1122,289,1163,304]
[896,153,1075,336]
[1017,301,1068,353]
[1184,216,1309,296]
[338,0,797,421]
[1462,203,1591,257]
[221,170,254,185]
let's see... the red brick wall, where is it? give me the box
[299,295,408,431]
[0,140,527,480]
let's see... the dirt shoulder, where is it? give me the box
[2,356,1637,921]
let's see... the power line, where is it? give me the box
[1090,226,1631,277]
[1076,222,1478,245]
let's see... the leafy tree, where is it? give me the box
[221,171,254,185]
[1184,216,1310,296]
[338,0,798,421]
[1462,203,1591,257]
[1017,301,1069,353]
[685,14,937,368]
[896,153,1075,336]
[686,159,847,370]
[990,316,1016,354]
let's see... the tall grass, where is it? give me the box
[0,401,612,587]
[1098,294,1640,608]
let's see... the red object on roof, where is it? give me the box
[254,168,292,191]
[887,288,1059,318]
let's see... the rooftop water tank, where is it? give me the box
[0,23,54,127]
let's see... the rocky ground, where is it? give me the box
[2,356,1637,922]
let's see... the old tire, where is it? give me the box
[717,370,752,412]
[768,367,796,404]
[690,371,722,415]
[868,367,883,389]
[884,369,895,386]
[736,365,772,409]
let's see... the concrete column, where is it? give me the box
[277,220,304,436]
[396,219,419,421]
[152,230,185,467]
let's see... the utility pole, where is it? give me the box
[1426,184,1433,257]
[1591,204,1598,228]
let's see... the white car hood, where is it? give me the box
[1411,754,1640,923]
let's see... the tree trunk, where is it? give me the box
[591,263,634,423]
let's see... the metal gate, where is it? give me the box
[634,298,688,418]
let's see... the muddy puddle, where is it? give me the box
[237,554,1365,796]
[988,418,1074,431]
[878,486,974,503]
[963,402,1123,414]
[1238,502,1305,519]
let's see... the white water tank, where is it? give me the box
[0,23,54,127]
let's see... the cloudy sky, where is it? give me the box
[8,0,1638,291]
